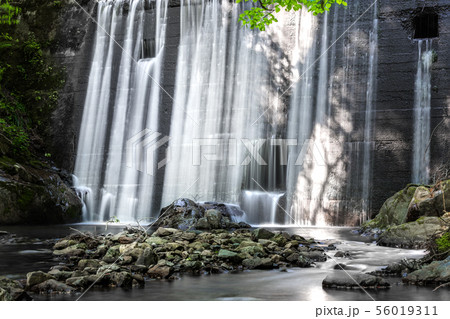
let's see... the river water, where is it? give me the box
[0,225,448,301]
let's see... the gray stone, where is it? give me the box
[31,279,75,294]
[26,271,55,288]
[378,216,450,248]
[252,228,275,240]
[322,272,390,289]
[404,256,450,285]
[135,248,158,267]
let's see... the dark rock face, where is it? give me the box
[0,159,82,225]
[322,272,390,289]
[154,198,250,230]
[403,256,450,285]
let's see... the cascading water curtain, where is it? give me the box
[412,39,432,184]
[74,0,169,222]
[161,0,271,207]
[286,1,378,226]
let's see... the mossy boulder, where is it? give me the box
[154,198,250,230]
[362,184,418,230]
[377,215,450,249]
[0,158,82,225]
[406,180,450,222]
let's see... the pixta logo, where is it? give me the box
[126,129,170,176]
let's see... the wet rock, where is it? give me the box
[26,271,55,288]
[403,256,450,285]
[132,274,145,287]
[271,233,288,246]
[296,255,313,267]
[0,287,12,301]
[110,272,133,288]
[217,249,240,263]
[252,228,274,240]
[0,276,31,301]
[300,251,327,262]
[146,236,168,246]
[31,279,75,294]
[97,264,121,274]
[78,259,101,270]
[118,236,135,244]
[334,251,351,258]
[66,276,88,288]
[130,264,148,274]
[322,272,390,289]
[48,269,73,282]
[53,244,86,257]
[102,246,120,263]
[333,263,360,271]
[0,164,82,225]
[195,217,210,229]
[406,180,450,222]
[154,199,250,230]
[238,244,265,257]
[135,248,158,267]
[205,209,222,229]
[179,232,197,241]
[361,184,417,230]
[378,216,450,248]
[54,239,78,250]
[147,264,173,279]
[153,227,180,237]
[242,257,273,269]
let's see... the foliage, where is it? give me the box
[435,232,450,253]
[237,0,347,31]
[0,0,20,25]
[0,0,64,159]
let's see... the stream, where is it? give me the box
[0,225,448,301]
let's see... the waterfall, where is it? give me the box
[241,191,285,225]
[161,0,271,206]
[285,2,378,226]
[361,1,378,223]
[74,0,169,222]
[74,0,379,226]
[412,40,433,184]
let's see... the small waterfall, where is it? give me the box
[412,40,433,184]
[241,191,285,225]
[74,0,169,222]
[361,2,378,222]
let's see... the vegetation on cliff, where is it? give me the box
[0,0,64,160]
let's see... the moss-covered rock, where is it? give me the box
[154,198,250,230]
[406,179,450,222]
[377,215,450,249]
[362,184,418,230]
[0,157,82,225]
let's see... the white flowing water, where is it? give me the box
[74,0,169,222]
[74,1,379,225]
[412,40,433,184]
[241,191,285,225]
[286,3,379,226]
[361,2,378,223]
[161,0,269,205]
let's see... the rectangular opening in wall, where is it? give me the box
[414,12,438,39]
[141,38,156,59]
